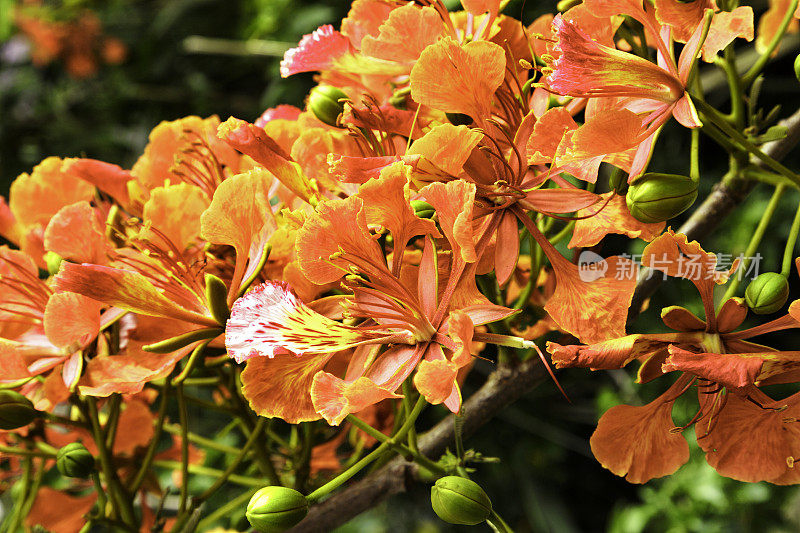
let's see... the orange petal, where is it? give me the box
[241,353,334,423]
[311,372,402,425]
[10,157,94,228]
[43,292,102,349]
[756,0,800,54]
[341,0,397,46]
[62,157,131,205]
[701,7,754,61]
[408,124,484,177]
[361,4,443,65]
[569,192,664,248]
[54,263,215,327]
[44,201,110,264]
[410,37,506,121]
[461,0,501,16]
[544,251,638,344]
[697,390,794,482]
[79,351,184,397]
[113,399,156,456]
[590,395,689,483]
[526,107,578,165]
[660,305,706,331]
[296,196,388,285]
[26,488,97,533]
[414,358,458,405]
[357,163,440,252]
[140,183,208,250]
[419,180,478,265]
[663,345,763,389]
[654,0,715,42]
[547,334,661,370]
[201,169,277,292]
[218,117,318,203]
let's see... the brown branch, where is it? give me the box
[290,359,548,532]
[628,106,800,321]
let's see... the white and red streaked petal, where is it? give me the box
[280,25,354,78]
[225,281,375,363]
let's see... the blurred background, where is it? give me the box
[2,0,800,531]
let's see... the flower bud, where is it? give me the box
[44,251,64,276]
[246,486,308,533]
[745,272,789,315]
[308,85,347,127]
[794,54,800,84]
[626,173,698,223]
[56,442,95,478]
[0,391,38,430]
[411,199,435,219]
[430,476,492,526]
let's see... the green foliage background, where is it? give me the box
[2,0,800,531]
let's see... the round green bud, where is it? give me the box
[410,199,435,219]
[626,173,698,223]
[56,442,95,478]
[430,476,492,526]
[794,54,800,84]
[246,486,308,533]
[308,85,348,128]
[44,251,63,276]
[556,0,582,11]
[745,272,789,315]
[0,391,38,430]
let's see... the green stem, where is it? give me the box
[402,379,419,453]
[690,128,700,182]
[717,46,744,127]
[307,396,428,503]
[83,398,136,526]
[782,198,800,277]
[4,455,33,531]
[195,487,258,532]
[487,509,515,533]
[197,418,266,502]
[694,97,800,187]
[0,445,55,458]
[92,472,108,519]
[172,340,211,385]
[129,381,171,493]
[722,184,786,303]
[176,384,190,516]
[152,461,264,487]
[162,423,243,456]
[741,0,800,87]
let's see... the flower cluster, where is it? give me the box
[2,0,800,530]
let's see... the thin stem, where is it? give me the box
[197,418,266,502]
[172,340,211,385]
[722,184,785,303]
[195,487,258,532]
[741,0,800,87]
[307,396,428,503]
[129,381,171,493]
[782,198,800,277]
[176,384,190,516]
[487,509,515,533]
[162,423,243,456]
[152,460,264,487]
[694,97,800,187]
[0,445,55,458]
[402,379,419,453]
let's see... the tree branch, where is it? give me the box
[290,359,548,532]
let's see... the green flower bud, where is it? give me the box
[308,85,348,128]
[0,391,38,430]
[430,476,492,526]
[205,273,230,325]
[556,0,582,11]
[626,173,698,223]
[445,112,472,126]
[56,442,95,478]
[794,54,800,84]
[745,272,789,315]
[246,486,308,533]
[44,251,63,276]
[411,199,435,219]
